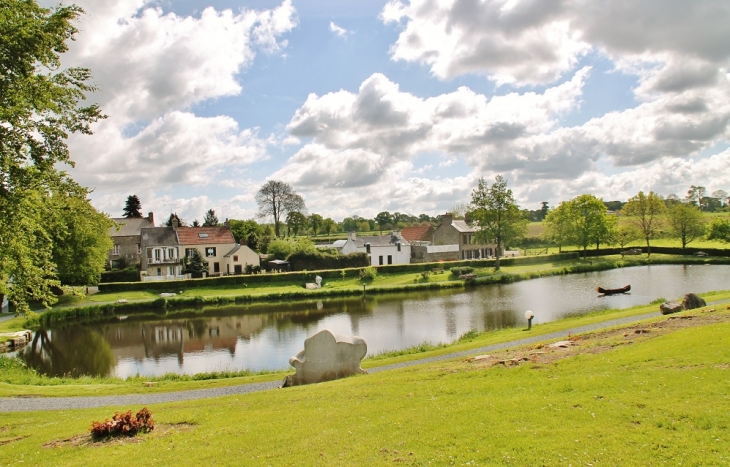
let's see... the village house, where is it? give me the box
[107,212,155,269]
[139,223,185,281]
[432,213,499,260]
[338,231,411,266]
[176,222,259,276]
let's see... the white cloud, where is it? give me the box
[329,21,351,38]
[42,0,297,217]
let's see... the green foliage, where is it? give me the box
[666,202,707,248]
[0,1,105,312]
[286,211,307,237]
[449,266,475,277]
[182,249,208,276]
[122,195,142,218]
[202,209,218,227]
[564,194,612,258]
[51,188,114,285]
[470,175,528,269]
[308,213,323,235]
[267,239,295,260]
[707,217,730,242]
[359,266,377,284]
[623,191,667,255]
[229,219,265,251]
[287,251,369,271]
[100,268,139,283]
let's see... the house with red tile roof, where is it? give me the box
[177,224,259,276]
[400,225,434,244]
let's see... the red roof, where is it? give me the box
[401,225,433,242]
[176,226,235,245]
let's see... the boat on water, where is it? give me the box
[597,284,631,295]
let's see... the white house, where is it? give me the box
[339,231,411,266]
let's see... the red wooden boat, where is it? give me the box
[597,285,631,295]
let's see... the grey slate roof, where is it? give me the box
[110,217,154,237]
[351,233,410,248]
[451,220,477,233]
[224,244,242,257]
[140,227,179,247]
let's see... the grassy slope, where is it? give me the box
[1,308,729,465]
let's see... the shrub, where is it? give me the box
[90,408,155,439]
[449,266,474,277]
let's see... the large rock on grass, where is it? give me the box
[282,329,367,387]
[660,301,683,315]
[682,293,706,310]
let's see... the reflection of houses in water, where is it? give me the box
[100,314,267,365]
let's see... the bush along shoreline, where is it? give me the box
[25,253,730,329]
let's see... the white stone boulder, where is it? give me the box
[282,329,367,387]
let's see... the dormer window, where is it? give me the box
[365,243,371,253]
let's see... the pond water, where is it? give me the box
[15,264,730,378]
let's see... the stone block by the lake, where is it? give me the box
[682,293,706,310]
[282,329,367,387]
[660,301,683,315]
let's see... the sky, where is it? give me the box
[44,0,730,223]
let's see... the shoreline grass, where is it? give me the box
[1,305,729,465]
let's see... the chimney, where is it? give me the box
[441,213,453,225]
[224,218,230,228]
[172,217,179,230]
[148,212,155,226]
[347,231,356,241]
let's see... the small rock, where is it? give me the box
[549,340,572,348]
[660,301,683,315]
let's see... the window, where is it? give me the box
[233,255,239,262]
[156,268,162,276]
[387,255,393,265]
[365,243,371,253]
[185,248,197,257]
[206,247,216,257]
[168,266,175,276]
[379,255,384,265]
[154,249,161,260]
[136,244,141,254]
[167,248,175,260]
[112,244,120,255]
[397,242,401,252]
[213,262,220,273]
[198,233,209,238]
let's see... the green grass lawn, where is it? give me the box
[2,305,729,465]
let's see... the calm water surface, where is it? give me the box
[17,264,730,377]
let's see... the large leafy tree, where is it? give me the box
[1,1,105,312]
[122,195,142,218]
[286,211,307,237]
[565,194,611,259]
[375,211,392,232]
[51,185,114,285]
[622,191,666,257]
[255,180,306,237]
[470,175,527,270]
[707,217,730,243]
[229,219,265,250]
[543,202,571,253]
[308,213,323,236]
[322,218,337,236]
[203,209,219,227]
[666,202,706,249]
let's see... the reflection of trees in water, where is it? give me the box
[20,328,115,378]
[482,309,518,330]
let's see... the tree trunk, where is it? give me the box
[645,237,651,257]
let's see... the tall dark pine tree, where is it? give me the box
[123,195,142,218]
[203,209,219,227]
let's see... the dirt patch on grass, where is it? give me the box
[466,307,729,369]
[42,422,196,449]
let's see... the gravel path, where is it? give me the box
[0,311,660,413]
